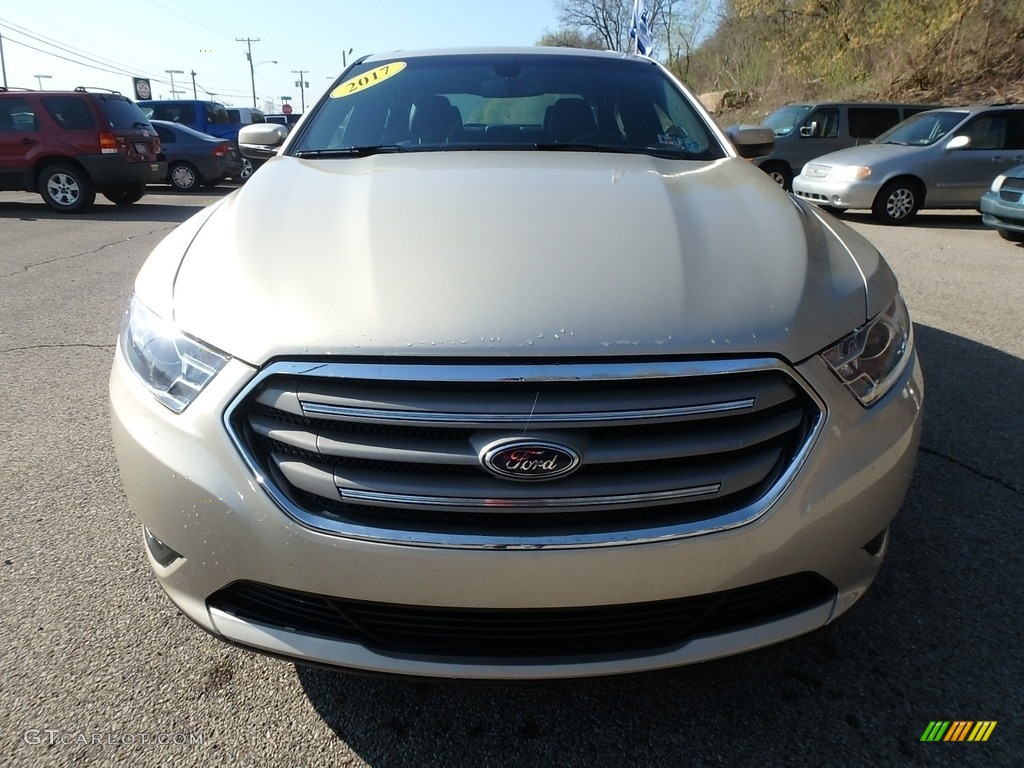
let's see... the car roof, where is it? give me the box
[912,103,1024,118]
[779,101,940,108]
[357,46,645,65]
[0,88,126,99]
[151,119,224,140]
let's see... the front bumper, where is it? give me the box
[792,176,882,211]
[980,191,1024,235]
[110,349,923,679]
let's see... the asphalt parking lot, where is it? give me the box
[1,187,1021,767]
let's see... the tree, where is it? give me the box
[553,0,674,54]
[663,0,717,79]
[537,28,606,49]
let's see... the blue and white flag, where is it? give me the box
[630,0,653,57]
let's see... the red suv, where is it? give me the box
[0,87,166,213]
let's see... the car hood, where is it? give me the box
[155,152,894,366]
[804,142,927,168]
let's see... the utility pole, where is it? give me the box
[292,69,309,112]
[0,33,7,89]
[237,37,261,108]
[190,70,197,99]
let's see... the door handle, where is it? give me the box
[20,138,38,146]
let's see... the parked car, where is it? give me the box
[225,107,266,125]
[150,120,243,192]
[137,99,257,180]
[112,47,923,679]
[0,86,164,212]
[793,104,1024,223]
[225,108,267,179]
[980,163,1024,242]
[753,102,939,189]
[265,112,301,127]
[137,99,234,138]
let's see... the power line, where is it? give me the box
[0,18,265,103]
[0,19,153,81]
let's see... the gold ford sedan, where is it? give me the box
[110,47,923,679]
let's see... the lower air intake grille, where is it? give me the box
[209,573,837,658]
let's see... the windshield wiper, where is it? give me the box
[295,145,408,158]
[533,142,636,154]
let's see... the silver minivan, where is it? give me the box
[753,102,939,189]
[793,104,1024,224]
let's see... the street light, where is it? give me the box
[251,61,278,110]
[292,68,309,112]
[245,57,278,109]
[165,69,184,98]
[34,74,52,90]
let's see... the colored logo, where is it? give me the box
[480,439,581,482]
[920,721,997,742]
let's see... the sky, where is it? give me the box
[0,0,564,112]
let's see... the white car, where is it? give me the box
[110,47,923,679]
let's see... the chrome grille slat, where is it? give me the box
[255,370,799,428]
[252,408,803,466]
[226,360,823,548]
[274,449,781,512]
[298,398,756,426]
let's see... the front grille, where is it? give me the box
[209,573,837,658]
[226,360,821,545]
[999,176,1023,203]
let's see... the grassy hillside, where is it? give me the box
[683,0,1024,122]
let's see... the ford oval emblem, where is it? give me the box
[480,439,581,482]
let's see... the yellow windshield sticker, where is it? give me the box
[331,62,407,98]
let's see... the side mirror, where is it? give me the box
[239,123,289,159]
[799,122,816,138]
[725,124,775,159]
[945,135,971,151]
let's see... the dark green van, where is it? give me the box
[752,102,940,189]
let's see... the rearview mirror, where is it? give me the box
[945,135,971,151]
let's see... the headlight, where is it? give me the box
[119,295,229,413]
[990,174,1006,193]
[834,165,872,181]
[820,294,912,407]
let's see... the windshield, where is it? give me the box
[762,105,812,136]
[874,110,967,146]
[289,53,726,160]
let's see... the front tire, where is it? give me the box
[169,162,200,192]
[872,179,921,224]
[38,163,96,213]
[103,182,146,205]
[997,228,1024,243]
[761,162,793,191]
[238,157,254,181]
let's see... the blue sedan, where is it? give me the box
[150,120,244,192]
[981,164,1024,242]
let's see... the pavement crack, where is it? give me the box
[919,445,1022,497]
[0,226,174,280]
[0,343,115,355]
